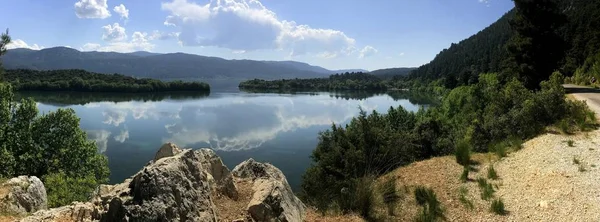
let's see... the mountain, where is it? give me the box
[333,69,370,73]
[408,0,600,87]
[1,47,349,80]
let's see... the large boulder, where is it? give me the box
[100,149,218,221]
[0,176,47,216]
[232,159,306,222]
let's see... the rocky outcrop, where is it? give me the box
[232,159,307,222]
[0,176,47,216]
[15,143,306,222]
[153,142,183,162]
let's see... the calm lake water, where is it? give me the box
[17,88,430,190]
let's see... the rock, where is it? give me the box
[232,159,306,222]
[153,142,183,162]
[20,202,100,222]
[101,150,218,222]
[196,149,239,200]
[0,176,47,216]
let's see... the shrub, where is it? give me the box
[567,140,575,147]
[487,165,499,180]
[476,178,495,200]
[455,140,471,166]
[557,119,571,134]
[490,142,507,158]
[414,186,445,222]
[491,198,507,215]
[44,172,98,208]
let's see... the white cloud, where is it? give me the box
[114,129,129,143]
[84,30,154,53]
[113,4,129,19]
[161,0,357,57]
[232,50,246,54]
[478,0,491,6]
[87,130,111,153]
[6,39,43,50]
[399,52,405,56]
[74,0,111,19]
[81,43,101,51]
[148,30,179,41]
[102,23,127,42]
[359,45,378,58]
[102,109,127,126]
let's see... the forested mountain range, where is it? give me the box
[407,0,600,88]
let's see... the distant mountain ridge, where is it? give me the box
[2,47,374,80]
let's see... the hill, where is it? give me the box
[408,0,600,87]
[1,47,348,80]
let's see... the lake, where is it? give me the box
[18,89,431,190]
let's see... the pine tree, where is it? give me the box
[504,0,566,89]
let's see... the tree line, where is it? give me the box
[239,72,388,91]
[4,69,210,93]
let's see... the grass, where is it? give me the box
[573,156,581,165]
[458,187,474,210]
[490,198,507,215]
[487,165,498,180]
[460,167,469,183]
[579,164,587,172]
[567,140,575,147]
[455,140,471,166]
[414,186,445,222]
[476,177,495,200]
[557,119,571,134]
[379,177,401,216]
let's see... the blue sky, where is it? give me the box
[1,0,514,70]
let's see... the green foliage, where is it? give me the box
[336,176,376,219]
[44,172,98,208]
[4,69,210,93]
[487,165,499,180]
[460,166,469,183]
[239,72,388,91]
[0,79,109,208]
[455,140,471,166]
[414,186,445,222]
[491,198,507,215]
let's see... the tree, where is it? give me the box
[504,0,566,89]
[0,29,109,207]
[0,29,11,80]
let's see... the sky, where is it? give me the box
[0,0,514,71]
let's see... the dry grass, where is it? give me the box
[305,208,365,222]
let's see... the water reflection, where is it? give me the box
[24,90,429,189]
[15,91,210,106]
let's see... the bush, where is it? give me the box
[491,198,507,215]
[44,172,98,208]
[487,165,499,180]
[455,140,471,166]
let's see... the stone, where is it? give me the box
[232,159,306,222]
[0,176,47,216]
[153,142,183,162]
[20,202,100,222]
